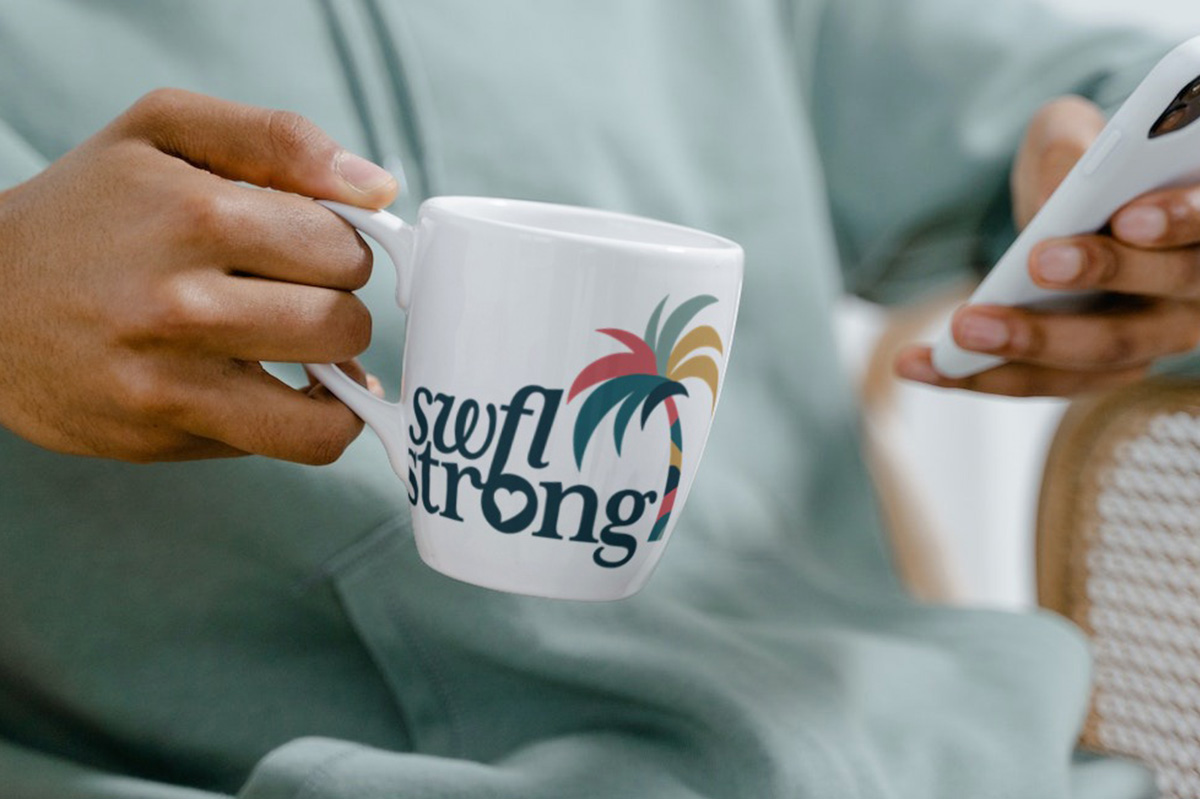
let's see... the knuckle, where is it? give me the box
[1094,331,1139,366]
[112,366,186,421]
[327,296,373,358]
[344,235,374,289]
[313,215,374,290]
[346,302,373,353]
[302,418,360,465]
[1172,252,1200,298]
[125,88,188,130]
[158,281,217,333]
[124,279,221,343]
[1080,239,1119,287]
[1017,317,1048,360]
[174,188,233,239]
[265,109,324,160]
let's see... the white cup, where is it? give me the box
[310,197,743,600]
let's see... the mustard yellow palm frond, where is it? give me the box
[668,355,720,410]
[666,325,723,375]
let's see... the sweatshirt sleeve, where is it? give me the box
[4,734,728,799]
[808,0,1173,305]
[236,736,717,799]
[0,737,229,799]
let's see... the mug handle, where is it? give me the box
[305,200,416,482]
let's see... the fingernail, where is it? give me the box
[1035,245,1084,285]
[958,314,1009,352]
[1114,206,1167,244]
[335,151,397,194]
[898,358,940,384]
[1187,189,1200,215]
[367,374,385,398]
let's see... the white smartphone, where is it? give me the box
[931,35,1200,379]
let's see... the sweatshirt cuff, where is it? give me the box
[238,738,364,799]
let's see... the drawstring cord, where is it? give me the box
[361,0,433,199]
[315,0,387,167]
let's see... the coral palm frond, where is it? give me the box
[568,328,657,401]
[599,328,656,365]
[569,352,653,401]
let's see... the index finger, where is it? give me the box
[1111,184,1200,249]
[114,88,398,209]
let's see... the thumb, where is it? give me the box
[1011,95,1107,229]
[117,88,399,209]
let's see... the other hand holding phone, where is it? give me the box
[898,36,1200,396]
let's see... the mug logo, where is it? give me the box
[406,295,723,569]
[569,295,724,542]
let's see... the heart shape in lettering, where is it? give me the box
[491,487,531,525]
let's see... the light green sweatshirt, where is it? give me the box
[0,1,1172,797]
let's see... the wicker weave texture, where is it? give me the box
[1041,389,1200,799]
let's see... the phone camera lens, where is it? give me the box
[1150,105,1193,138]
[1159,107,1189,134]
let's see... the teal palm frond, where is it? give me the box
[573,373,667,468]
[612,382,658,456]
[643,296,669,357]
[640,381,688,427]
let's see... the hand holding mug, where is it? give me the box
[0,87,745,600]
[0,89,395,462]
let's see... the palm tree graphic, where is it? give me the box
[568,295,723,542]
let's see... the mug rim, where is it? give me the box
[422,196,743,256]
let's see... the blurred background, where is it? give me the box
[841,0,1200,610]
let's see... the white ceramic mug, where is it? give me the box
[310,197,743,600]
